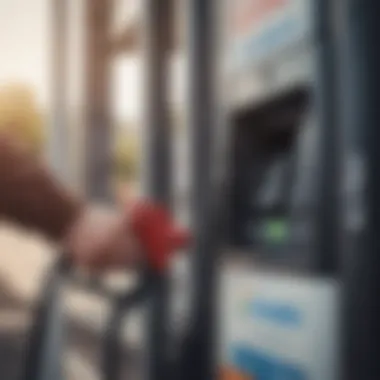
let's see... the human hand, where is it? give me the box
[64,201,190,273]
[64,205,141,272]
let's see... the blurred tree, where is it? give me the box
[113,130,140,182]
[0,84,45,153]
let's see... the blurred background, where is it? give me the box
[0,0,375,379]
[0,0,188,378]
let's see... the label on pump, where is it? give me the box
[219,270,340,380]
[226,0,312,70]
[224,0,314,107]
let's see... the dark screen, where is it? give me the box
[229,89,317,268]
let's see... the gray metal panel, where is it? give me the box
[338,0,380,378]
[311,0,341,274]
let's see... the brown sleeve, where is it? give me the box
[0,135,83,241]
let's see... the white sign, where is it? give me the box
[219,269,340,380]
[226,0,312,70]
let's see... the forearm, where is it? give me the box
[0,135,83,241]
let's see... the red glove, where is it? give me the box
[129,201,190,272]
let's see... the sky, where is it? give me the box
[0,0,184,123]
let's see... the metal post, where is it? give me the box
[142,0,173,379]
[340,0,380,378]
[313,0,340,274]
[50,0,69,181]
[31,2,70,378]
[83,0,113,201]
[178,0,220,379]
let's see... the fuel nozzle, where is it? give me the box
[129,201,190,272]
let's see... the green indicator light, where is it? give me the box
[265,218,288,243]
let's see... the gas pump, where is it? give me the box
[219,0,341,379]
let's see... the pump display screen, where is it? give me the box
[229,89,315,266]
[245,154,292,248]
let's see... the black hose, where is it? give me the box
[20,256,70,380]
[102,270,154,380]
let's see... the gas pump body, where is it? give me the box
[218,0,341,379]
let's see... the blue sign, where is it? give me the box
[249,299,302,327]
[240,298,302,328]
[231,345,308,380]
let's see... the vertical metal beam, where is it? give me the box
[32,2,70,379]
[178,0,220,379]
[50,0,69,181]
[21,263,66,380]
[143,0,173,203]
[142,1,173,379]
[313,0,340,274]
[340,0,380,378]
[83,0,113,200]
